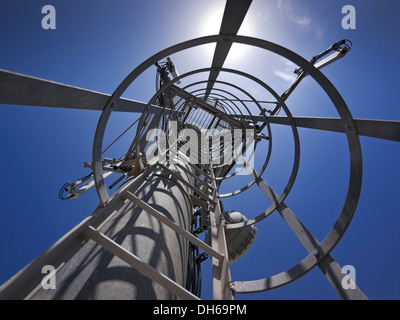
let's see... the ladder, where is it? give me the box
[0,163,234,300]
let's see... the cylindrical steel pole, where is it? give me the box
[29,166,194,300]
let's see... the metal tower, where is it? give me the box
[0,0,399,300]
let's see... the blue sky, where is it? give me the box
[0,0,399,300]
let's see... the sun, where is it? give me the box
[198,2,254,63]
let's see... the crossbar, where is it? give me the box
[157,163,216,205]
[124,191,224,261]
[83,225,200,300]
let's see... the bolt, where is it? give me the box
[344,124,352,130]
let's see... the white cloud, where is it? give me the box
[273,70,296,83]
[295,17,311,26]
[273,60,297,83]
[277,0,284,10]
[276,0,312,28]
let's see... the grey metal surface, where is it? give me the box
[233,115,400,142]
[124,190,223,261]
[232,164,367,299]
[168,78,270,183]
[0,173,145,299]
[33,172,192,300]
[1,11,396,299]
[204,0,253,98]
[232,167,361,294]
[86,34,364,299]
[209,171,234,300]
[0,69,166,114]
[93,101,114,206]
[318,255,368,300]
[0,166,195,300]
[83,225,199,300]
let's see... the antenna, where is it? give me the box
[0,0,399,300]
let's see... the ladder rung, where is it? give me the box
[175,162,215,192]
[184,161,213,180]
[190,194,209,210]
[175,162,215,197]
[157,163,216,205]
[124,190,224,261]
[83,225,200,300]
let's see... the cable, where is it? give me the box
[343,39,353,51]
[101,118,140,155]
[184,211,206,297]
[58,181,73,200]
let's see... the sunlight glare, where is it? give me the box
[198,2,254,63]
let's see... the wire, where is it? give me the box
[58,181,73,200]
[101,117,140,155]
[185,212,206,297]
[343,39,353,51]
[58,171,94,200]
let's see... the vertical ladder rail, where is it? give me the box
[208,168,234,300]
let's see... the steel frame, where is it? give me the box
[1,23,399,299]
[88,34,367,299]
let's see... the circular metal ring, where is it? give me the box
[162,78,272,179]
[92,35,362,294]
[133,67,294,206]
